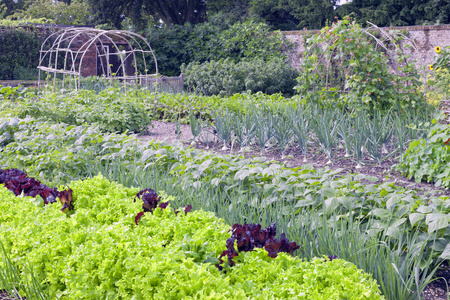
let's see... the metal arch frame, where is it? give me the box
[37,27,158,95]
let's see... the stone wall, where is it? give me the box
[282,24,450,71]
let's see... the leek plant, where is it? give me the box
[270,108,293,151]
[336,115,352,157]
[211,109,234,150]
[291,107,310,161]
[253,111,270,149]
[311,108,340,163]
[189,107,202,143]
[349,115,368,168]
[0,241,49,300]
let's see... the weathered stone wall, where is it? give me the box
[282,24,450,71]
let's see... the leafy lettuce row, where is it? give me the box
[1,117,450,260]
[0,175,383,299]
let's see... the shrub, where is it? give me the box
[144,19,292,76]
[0,26,49,80]
[397,111,450,188]
[182,57,299,96]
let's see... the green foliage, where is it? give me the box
[152,92,290,123]
[0,27,49,80]
[428,45,450,99]
[182,57,298,96]
[0,175,383,299]
[0,85,27,101]
[145,19,291,77]
[397,112,450,188]
[336,0,450,27]
[7,0,92,25]
[1,115,449,263]
[0,241,49,300]
[0,114,448,298]
[249,0,337,30]
[2,87,152,134]
[0,117,141,184]
[297,17,425,113]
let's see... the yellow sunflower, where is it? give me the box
[435,46,441,53]
[429,64,434,70]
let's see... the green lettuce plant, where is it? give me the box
[0,175,384,299]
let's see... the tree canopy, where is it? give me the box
[1,0,448,30]
[336,0,450,27]
[85,0,207,29]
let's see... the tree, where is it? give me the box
[0,0,28,19]
[86,0,207,29]
[336,0,449,27]
[7,0,92,25]
[249,0,338,30]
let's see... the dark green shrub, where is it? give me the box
[0,27,49,80]
[144,19,291,76]
[181,57,298,96]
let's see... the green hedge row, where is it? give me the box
[0,27,51,80]
[0,175,383,299]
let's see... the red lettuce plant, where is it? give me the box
[0,168,73,212]
[134,188,192,225]
[218,223,300,268]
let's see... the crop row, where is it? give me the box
[0,175,383,299]
[190,103,435,166]
[0,116,448,299]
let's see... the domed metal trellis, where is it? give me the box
[37,27,158,93]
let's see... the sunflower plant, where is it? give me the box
[429,45,450,99]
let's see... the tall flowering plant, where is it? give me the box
[429,46,450,99]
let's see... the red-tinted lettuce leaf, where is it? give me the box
[134,188,161,212]
[158,202,169,210]
[264,233,300,258]
[184,205,192,215]
[58,188,74,213]
[217,223,300,269]
[0,168,73,211]
[174,205,193,216]
[135,212,145,225]
[327,255,338,261]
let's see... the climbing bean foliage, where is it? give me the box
[0,175,383,299]
[297,17,425,113]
